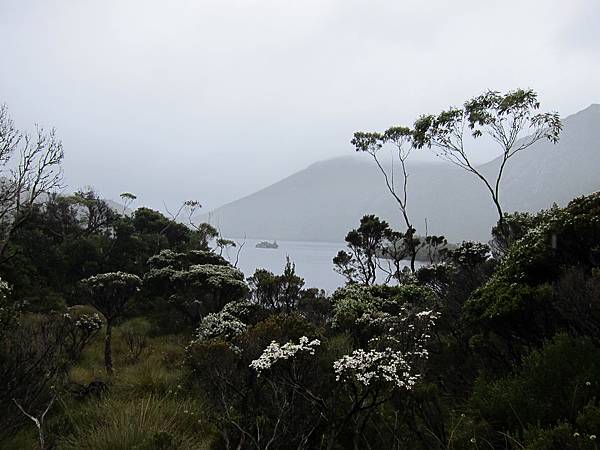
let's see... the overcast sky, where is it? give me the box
[1,0,599,211]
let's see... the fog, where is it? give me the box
[1,0,599,211]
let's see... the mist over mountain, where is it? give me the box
[204,104,600,243]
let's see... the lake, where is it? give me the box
[222,238,418,293]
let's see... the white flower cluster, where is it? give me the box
[248,305,438,391]
[63,312,103,331]
[249,336,321,374]
[333,347,418,389]
[0,278,11,298]
[337,307,439,389]
[193,311,247,342]
[356,310,393,328]
[74,313,103,331]
[82,271,142,291]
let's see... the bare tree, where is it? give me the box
[187,201,248,266]
[0,104,64,259]
[232,236,246,268]
[13,396,56,450]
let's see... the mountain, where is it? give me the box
[204,105,600,243]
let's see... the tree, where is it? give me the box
[71,189,117,236]
[170,264,248,321]
[181,199,221,251]
[0,104,64,260]
[423,234,448,264]
[117,192,137,217]
[81,272,142,374]
[144,250,248,325]
[412,88,561,239]
[379,229,417,283]
[216,238,236,256]
[248,257,305,313]
[351,127,422,272]
[333,215,390,285]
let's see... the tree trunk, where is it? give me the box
[407,227,417,273]
[104,320,113,375]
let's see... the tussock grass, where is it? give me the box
[69,327,187,394]
[58,395,212,450]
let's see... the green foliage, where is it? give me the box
[247,257,306,313]
[0,310,102,436]
[466,193,600,341]
[333,214,391,285]
[81,272,142,323]
[119,318,152,363]
[468,334,600,444]
[446,241,490,269]
[331,283,435,333]
[132,208,191,247]
[145,249,248,326]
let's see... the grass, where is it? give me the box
[2,322,216,449]
[69,324,188,396]
[57,395,212,450]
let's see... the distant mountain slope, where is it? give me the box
[204,104,600,243]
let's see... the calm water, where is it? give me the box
[222,238,345,293]
[222,238,418,293]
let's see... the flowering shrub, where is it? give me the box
[446,241,490,268]
[0,278,18,338]
[147,249,229,270]
[221,300,267,324]
[82,271,143,292]
[66,312,103,332]
[249,336,321,374]
[148,263,249,323]
[334,305,439,389]
[187,301,265,349]
[333,347,418,388]
[81,271,142,374]
[248,302,438,392]
[193,311,247,342]
[61,311,103,358]
[330,285,380,329]
[146,249,184,269]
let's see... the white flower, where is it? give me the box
[333,347,420,389]
[193,311,246,342]
[250,336,321,374]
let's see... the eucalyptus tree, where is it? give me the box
[118,192,137,215]
[81,272,142,374]
[351,127,421,272]
[412,88,561,239]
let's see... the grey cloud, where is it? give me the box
[0,0,598,211]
